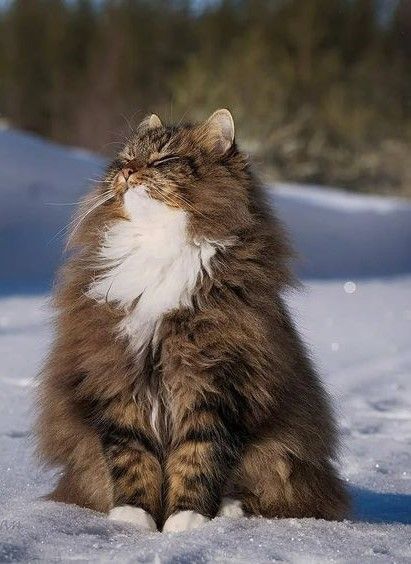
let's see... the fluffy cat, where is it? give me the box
[35,109,349,532]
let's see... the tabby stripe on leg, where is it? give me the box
[93,419,160,457]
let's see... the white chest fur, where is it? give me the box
[88,188,216,356]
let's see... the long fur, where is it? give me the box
[35,112,350,529]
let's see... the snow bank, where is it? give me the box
[270,183,411,279]
[0,129,104,293]
[1,128,411,293]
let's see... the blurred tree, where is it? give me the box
[2,0,65,133]
[0,0,409,195]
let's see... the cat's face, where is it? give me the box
[99,110,253,240]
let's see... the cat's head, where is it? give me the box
[76,110,255,246]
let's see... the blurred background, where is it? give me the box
[0,0,410,196]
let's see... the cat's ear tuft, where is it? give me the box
[199,109,235,155]
[148,114,162,129]
[139,113,163,132]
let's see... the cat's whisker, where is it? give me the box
[85,189,116,199]
[45,190,113,207]
[48,223,72,246]
[166,191,194,208]
[102,141,125,150]
[87,178,113,185]
[46,202,86,207]
[176,110,189,128]
[121,113,137,136]
[150,187,184,211]
[65,191,115,249]
[150,186,206,218]
[165,190,207,218]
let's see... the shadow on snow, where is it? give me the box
[350,486,411,525]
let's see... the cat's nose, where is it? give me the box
[121,168,134,182]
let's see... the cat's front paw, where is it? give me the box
[162,510,209,533]
[108,505,157,532]
[218,497,244,518]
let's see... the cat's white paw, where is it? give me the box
[108,505,157,532]
[162,510,210,533]
[218,497,244,518]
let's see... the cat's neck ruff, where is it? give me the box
[87,187,217,356]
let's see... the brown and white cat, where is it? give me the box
[35,110,349,532]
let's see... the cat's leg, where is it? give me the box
[39,398,162,530]
[38,384,162,528]
[36,384,114,513]
[162,403,240,532]
[47,437,113,514]
[235,438,350,520]
[101,422,162,531]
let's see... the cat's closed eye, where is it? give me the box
[151,155,180,167]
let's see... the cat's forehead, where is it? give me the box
[119,125,187,161]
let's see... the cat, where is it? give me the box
[35,109,349,532]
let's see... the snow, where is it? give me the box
[0,129,105,294]
[269,184,411,279]
[0,129,410,562]
[273,183,411,213]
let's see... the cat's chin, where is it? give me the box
[124,184,151,205]
[162,510,210,533]
[123,184,175,220]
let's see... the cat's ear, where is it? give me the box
[148,114,162,129]
[138,113,163,132]
[198,109,235,155]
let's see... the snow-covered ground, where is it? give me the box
[0,129,410,562]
